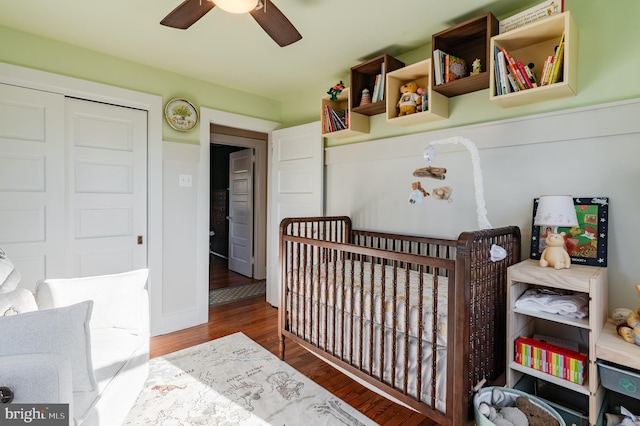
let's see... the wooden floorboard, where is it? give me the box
[150,296,437,425]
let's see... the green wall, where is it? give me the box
[0,25,282,145]
[1,0,639,146]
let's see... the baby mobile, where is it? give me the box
[408,136,492,231]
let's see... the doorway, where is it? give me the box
[209,125,268,290]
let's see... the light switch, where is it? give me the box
[178,174,192,187]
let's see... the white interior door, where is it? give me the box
[0,84,66,290]
[65,98,147,277]
[266,121,323,306]
[228,148,253,277]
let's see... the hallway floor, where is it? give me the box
[209,254,259,290]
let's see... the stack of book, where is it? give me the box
[515,336,587,385]
[494,46,538,95]
[370,62,386,103]
[494,31,565,95]
[539,32,565,86]
[322,105,348,133]
[433,49,468,86]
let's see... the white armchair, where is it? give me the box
[0,267,150,426]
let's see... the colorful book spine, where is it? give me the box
[497,51,511,95]
[494,45,503,95]
[550,31,566,84]
[514,336,587,385]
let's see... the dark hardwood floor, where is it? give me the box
[151,258,437,425]
[208,254,259,290]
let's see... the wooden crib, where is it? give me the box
[278,216,521,425]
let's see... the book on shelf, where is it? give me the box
[507,74,521,92]
[500,46,528,91]
[515,336,587,385]
[540,54,555,86]
[516,62,534,89]
[371,74,381,103]
[433,49,446,86]
[549,31,565,84]
[378,62,386,102]
[370,62,387,103]
[323,105,348,133]
[496,51,511,95]
[493,45,502,95]
[445,54,467,83]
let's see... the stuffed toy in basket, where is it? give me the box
[474,386,566,426]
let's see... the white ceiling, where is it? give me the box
[0,0,532,102]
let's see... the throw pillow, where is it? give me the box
[36,269,148,332]
[0,288,38,316]
[0,300,97,392]
[0,248,21,294]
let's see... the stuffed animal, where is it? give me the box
[516,396,560,426]
[615,285,640,345]
[408,181,429,204]
[416,87,426,112]
[470,58,482,75]
[396,81,422,116]
[539,232,571,269]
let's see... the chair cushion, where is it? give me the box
[0,288,38,316]
[36,269,148,332]
[0,300,97,392]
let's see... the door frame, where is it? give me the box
[0,62,164,335]
[198,110,279,308]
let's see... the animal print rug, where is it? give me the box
[124,332,377,425]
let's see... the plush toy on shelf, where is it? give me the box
[614,285,640,345]
[396,81,422,116]
[327,80,345,101]
[539,232,571,269]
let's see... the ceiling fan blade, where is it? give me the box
[249,0,302,47]
[160,0,216,29]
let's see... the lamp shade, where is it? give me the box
[534,195,579,229]
[215,0,259,14]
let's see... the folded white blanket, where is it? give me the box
[515,288,589,318]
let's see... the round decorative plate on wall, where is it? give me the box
[164,98,199,132]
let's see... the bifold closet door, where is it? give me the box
[0,84,66,290]
[65,97,148,277]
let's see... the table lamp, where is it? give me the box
[534,195,578,269]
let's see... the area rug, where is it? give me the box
[209,281,266,306]
[124,332,377,426]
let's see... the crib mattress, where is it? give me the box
[285,259,449,409]
[286,259,449,346]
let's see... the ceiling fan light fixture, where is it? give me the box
[215,0,259,14]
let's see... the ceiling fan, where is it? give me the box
[160,0,302,47]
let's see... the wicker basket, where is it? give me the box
[473,386,566,426]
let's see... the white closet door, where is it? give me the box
[65,98,148,277]
[266,121,323,306]
[0,83,65,290]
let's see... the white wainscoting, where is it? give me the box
[325,98,640,314]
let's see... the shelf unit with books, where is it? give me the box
[490,11,577,108]
[385,59,448,126]
[350,54,405,117]
[321,87,369,139]
[431,12,499,98]
[507,259,607,425]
